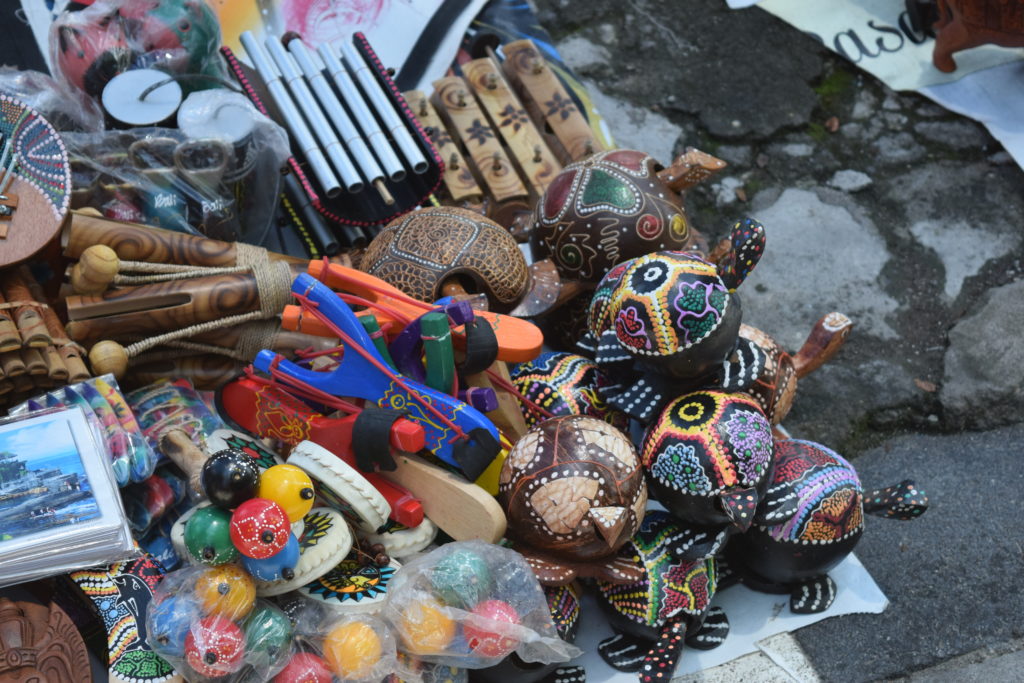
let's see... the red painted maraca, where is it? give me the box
[230,498,290,559]
[185,615,245,677]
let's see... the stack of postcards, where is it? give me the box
[0,407,134,587]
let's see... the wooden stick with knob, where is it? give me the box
[70,244,119,295]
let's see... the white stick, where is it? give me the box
[318,42,406,182]
[239,31,341,198]
[287,39,384,187]
[340,39,428,175]
[266,35,363,194]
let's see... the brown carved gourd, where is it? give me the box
[360,206,530,312]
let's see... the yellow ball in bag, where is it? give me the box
[324,620,382,679]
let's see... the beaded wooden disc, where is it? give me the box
[498,415,647,562]
[0,95,72,267]
[361,206,529,311]
[533,149,703,284]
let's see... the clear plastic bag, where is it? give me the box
[383,541,582,669]
[9,374,158,487]
[64,106,289,243]
[0,67,104,132]
[146,564,295,681]
[0,407,136,588]
[49,0,226,100]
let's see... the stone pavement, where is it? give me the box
[534,0,1024,679]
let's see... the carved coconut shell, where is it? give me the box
[727,439,865,586]
[510,351,628,430]
[590,251,742,380]
[498,416,647,562]
[641,391,774,530]
[739,324,797,425]
[533,150,706,284]
[360,206,529,312]
[596,510,718,640]
[0,599,91,683]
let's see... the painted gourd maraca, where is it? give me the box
[641,391,774,534]
[147,594,198,658]
[201,448,261,509]
[119,0,222,77]
[257,464,316,524]
[740,313,853,426]
[590,249,747,380]
[498,416,647,571]
[596,510,728,678]
[230,498,291,559]
[54,6,134,96]
[510,351,628,430]
[360,206,530,312]
[183,505,238,564]
[243,603,292,669]
[471,582,583,683]
[533,149,723,284]
[725,439,928,613]
[185,615,245,677]
[195,564,256,620]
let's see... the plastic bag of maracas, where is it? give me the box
[383,541,582,669]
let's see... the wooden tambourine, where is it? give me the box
[0,95,72,267]
[298,554,402,614]
[363,518,438,560]
[287,440,391,534]
[255,507,354,597]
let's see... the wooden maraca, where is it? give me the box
[70,244,120,295]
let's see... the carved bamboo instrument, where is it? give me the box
[501,39,605,163]
[0,268,50,347]
[432,76,528,204]
[62,210,312,269]
[24,271,89,383]
[404,90,483,203]
[463,56,561,199]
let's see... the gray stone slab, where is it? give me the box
[942,280,1024,429]
[794,425,1024,681]
[743,187,900,349]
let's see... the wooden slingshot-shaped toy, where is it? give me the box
[254,273,501,481]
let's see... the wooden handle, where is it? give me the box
[656,148,727,193]
[159,429,208,498]
[378,452,506,543]
[793,312,853,379]
[62,211,308,267]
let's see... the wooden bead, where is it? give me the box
[89,340,129,378]
[71,245,118,295]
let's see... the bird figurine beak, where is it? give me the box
[719,487,758,532]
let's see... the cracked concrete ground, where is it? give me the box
[533,0,1024,679]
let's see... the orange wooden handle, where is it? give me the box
[288,261,543,363]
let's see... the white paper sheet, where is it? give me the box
[574,553,888,680]
[721,0,1024,170]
